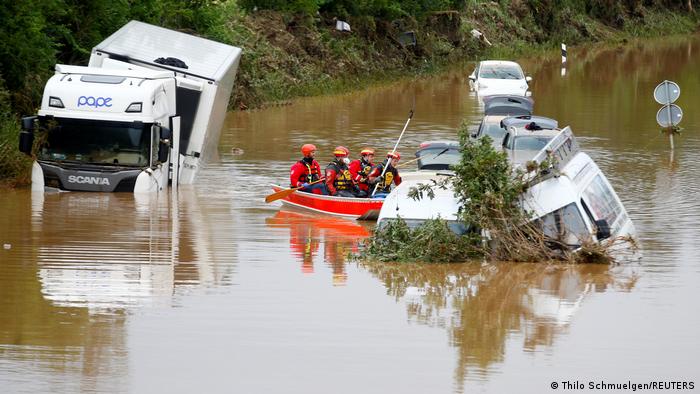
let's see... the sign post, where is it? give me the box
[653,80,682,151]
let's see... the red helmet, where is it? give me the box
[360,148,375,156]
[333,146,349,157]
[387,151,401,160]
[301,144,317,157]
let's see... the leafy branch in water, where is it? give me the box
[362,217,481,263]
[406,178,450,201]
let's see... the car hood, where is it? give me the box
[377,174,460,222]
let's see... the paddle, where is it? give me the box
[371,109,414,197]
[265,178,325,203]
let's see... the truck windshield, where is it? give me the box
[38,118,152,167]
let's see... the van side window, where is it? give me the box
[582,174,624,233]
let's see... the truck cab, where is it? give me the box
[19,21,241,193]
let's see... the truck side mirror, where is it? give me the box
[525,76,533,83]
[594,219,611,240]
[22,116,37,131]
[159,126,172,141]
[19,131,34,155]
[158,142,169,163]
[156,126,172,163]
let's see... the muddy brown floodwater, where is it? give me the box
[2,34,700,393]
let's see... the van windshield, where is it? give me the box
[582,174,625,233]
[535,203,591,248]
[38,118,153,167]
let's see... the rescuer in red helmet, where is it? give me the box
[368,151,402,196]
[325,146,361,197]
[290,143,325,194]
[348,147,375,195]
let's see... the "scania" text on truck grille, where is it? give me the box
[67,175,111,185]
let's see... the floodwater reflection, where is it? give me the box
[28,189,233,311]
[1,188,236,393]
[266,209,371,285]
[362,261,638,385]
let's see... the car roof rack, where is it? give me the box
[500,115,558,130]
[523,126,581,186]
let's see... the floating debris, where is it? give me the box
[470,29,492,46]
[335,20,351,32]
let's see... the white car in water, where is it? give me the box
[377,141,467,234]
[469,60,532,97]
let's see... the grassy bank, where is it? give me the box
[226,2,699,109]
[0,1,698,186]
[0,77,30,188]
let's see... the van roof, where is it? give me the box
[93,20,242,82]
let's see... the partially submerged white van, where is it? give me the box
[377,128,636,252]
[521,129,636,248]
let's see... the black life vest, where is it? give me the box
[327,160,353,191]
[358,159,373,178]
[374,162,398,193]
[299,159,320,183]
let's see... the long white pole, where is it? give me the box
[664,82,675,151]
[371,110,414,197]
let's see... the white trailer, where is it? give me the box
[19,21,242,192]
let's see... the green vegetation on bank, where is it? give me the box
[0,0,698,185]
[0,78,29,187]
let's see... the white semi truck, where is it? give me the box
[18,21,241,192]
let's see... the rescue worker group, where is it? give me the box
[290,144,402,198]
